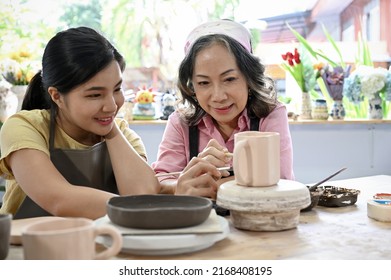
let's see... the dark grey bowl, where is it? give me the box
[318,186,360,207]
[107,194,212,229]
[301,186,324,212]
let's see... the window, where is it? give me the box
[342,19,354,42]
[363,0,380,41]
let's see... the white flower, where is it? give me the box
[352,66,388,100]
[0,79,12,95]
[0,58,38,86]
[0,58,19,75]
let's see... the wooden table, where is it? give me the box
[7,175,391,260]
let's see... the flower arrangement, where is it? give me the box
[281,46,316,93]
[343,65,391,117]
[342,32,391,118]
[0,49,38,86]
[287,23,350,96]
[286,23,360,119]
[344,66,389,101]
[286,23,391,119]
[320,65,351,101]
[342,34,391,119]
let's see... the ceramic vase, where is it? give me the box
[118,100,134,123]
[330,100,345,120]
[312,99,329,120]
[300,91,312,119]
[0,81,18,123]
[11,85,28,112]
[368,97,383,119]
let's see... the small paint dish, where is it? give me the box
[373,193,391,200]
[317,186,360,207]
[367,197,391,222]
[373,199,391,205]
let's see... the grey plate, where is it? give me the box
[107,195,212,229]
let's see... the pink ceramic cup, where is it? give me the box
[22,217,122,260]
[233,131,280,187]
[0,213,12,260]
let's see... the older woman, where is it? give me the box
[152,20,294,199]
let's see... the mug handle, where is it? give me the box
[93,225,122,260]
[233,139,253,186]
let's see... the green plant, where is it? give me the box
[287,23,345,68]
[356,31,373,67]
[281,46,316,93]
[278,95,292,104]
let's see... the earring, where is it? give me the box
[248,89,253,101]
[192,95,198,104]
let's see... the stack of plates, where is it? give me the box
[94,210,229,255]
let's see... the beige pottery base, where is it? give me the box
[217,179,310,232]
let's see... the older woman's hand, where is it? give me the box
[175,157,223,199]
[196,139,232,177]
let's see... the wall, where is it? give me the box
[289,120,391,183]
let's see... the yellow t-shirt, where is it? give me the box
[0,109,147,215]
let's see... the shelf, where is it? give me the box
[127,118,391,126]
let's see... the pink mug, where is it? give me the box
[233,131,280,187]
[22,217,122,260]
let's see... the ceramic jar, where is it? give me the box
[0,214,12,260]
[312,99,329,120]
[11,85,28,112]
[368,97,383,119]
[330,100,345,120]
[0,80,18,123]
[118,100,134,123]
[300,91,312,119]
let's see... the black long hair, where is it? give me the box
[22,26,126,111]
[177,34,277,126]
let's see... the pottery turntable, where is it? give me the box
[216,131,310,232]
[217,179,310,231]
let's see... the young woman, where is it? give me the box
[152,20,295,199]
[0,27,160,219]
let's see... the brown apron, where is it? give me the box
[13,111,117,219]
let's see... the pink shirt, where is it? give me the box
[152,103,295,181]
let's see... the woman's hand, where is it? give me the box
[175,157,223,199]
[197,139,232,177]
[104,120,160,195]
[103,120,121,140]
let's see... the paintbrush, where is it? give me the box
[155,166,232,177]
